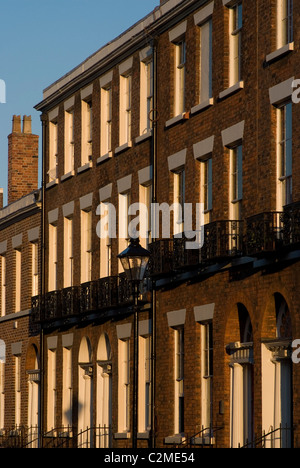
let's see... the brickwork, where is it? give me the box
[30,0,300,449]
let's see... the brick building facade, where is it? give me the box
[0,115,41,446]
[0,0,296,448]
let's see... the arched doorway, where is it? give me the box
[78,337,93,447]
[226,303,254,448]
[96,334,112,447]
[262,293,293,448]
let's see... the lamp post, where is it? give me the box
[118,237,150,449]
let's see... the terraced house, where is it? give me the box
[1,0,297,448]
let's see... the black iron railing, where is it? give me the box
[240,424,292,449]
[283,201,300,247]
[31,274,145,324]
[245,212,283,256]
[149,220,244,275]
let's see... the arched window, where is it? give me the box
[275,294,292,339]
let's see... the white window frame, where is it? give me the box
[81,99,93,167]
[101,86,113,157]
[64,108,75,175]
[201,157,213,223]
[47,349,57,431]
[64,217,74,288]
[199,19,213,103]
[15,249,21,313]
[174,328,184,435]
[201,322,213,431]
[15,355,21,426]
[277,0,293,49]
[99,202,113,279]
[138,333,152,434]
[229,144,243,221]
[62,346,73,428]
[49,121,58,182]
[277,101,293,210]
[140,57,153,136]
[119,74,132,147]
[173,169,185,235]
[118,338,130,433]
[174,40,186,116]
[81,209,92,284]
[139,183,152,249]
[229,2,242,87]
[32,242,39,297]
[48,223,58,292]
[118,191,131,273]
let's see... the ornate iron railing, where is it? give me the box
[283,201,300,247]
[61,286,79,318]
[44,290,61,322]
[245,212,283,256]
[149,221,244,275]
[80,281,98,314]
[97,276,119,309]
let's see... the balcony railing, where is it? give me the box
[149,220,244,276]
[31,273,147,324]
[97,276,118,310]
[283,201,300,247]
[245,212,283,256]
[80,281,98,314]
[61,286,79,318]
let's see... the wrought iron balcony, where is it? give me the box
[118,274,133,306]
[282,201,300,247]
[44,290,61,322]
[97,276,118,310]
[61,286,79,318]
[149,220,244,275]
[80,281,98,314]
[245,212,283,256]
[31,295,42,323]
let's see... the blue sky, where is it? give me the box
[0,0,159,205]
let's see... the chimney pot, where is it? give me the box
[12,115,21,133]
[22,115,32,134]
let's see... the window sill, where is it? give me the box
[61,171,75,182]
[97,152,112,165]
[164,435,185,445]
[165,112,189,129]
[265,42,294,64]
[114,432,131,440]
[77,161,93,174]
[219,81,244,100]
[191,98,214,115]
[194,436,215,446]
[135,130,152,145]
[46,179,59,189]
[115,141,132,155]
[137,431,150,439]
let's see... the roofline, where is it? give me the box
[35,0,204,113]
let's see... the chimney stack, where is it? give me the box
[8,115,39,204]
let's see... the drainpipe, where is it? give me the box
[150,37,158,450]
[39,113,47,447]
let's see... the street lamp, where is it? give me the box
[118,237,150,449]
